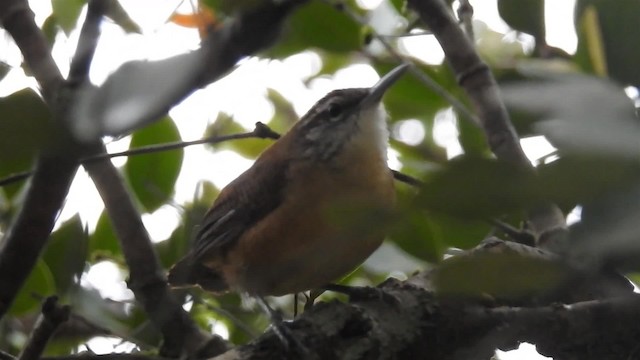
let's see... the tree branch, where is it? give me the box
[176,274,637,360]
[68,0,107,85]
[18,297,70,360]
[406,0,566,248]
[197,0,309,86]
[0,0,63,102]
[0,155,77,318]
[82,148,221,357]
[82,122,280,162]
[0,0,88,321]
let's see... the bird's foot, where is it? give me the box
[256,296,310,356]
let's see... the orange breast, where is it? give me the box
[221,155,395,296]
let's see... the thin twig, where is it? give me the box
[0,123,281,187]
[81,122,280,163]
[18,296,70,360]
[0,170,32,186]
[391,170,422,187]
[68,0,107,84]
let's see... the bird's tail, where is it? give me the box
[167,256,228,293]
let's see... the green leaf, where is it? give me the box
[41,15,59,46]
[497,0,545,41]
[390,210,444,263]
[124,117,183,212]
[9,260,55,315]
[429,213,491,250]
[266,1,361,58]
[575,0,640,86]
[0,89,50,199]
[43,214,88,295]
[538,156,640,211]
[205,113,273,159]
[433,252,568,300]
[457,112,489,156]
[374,62,451,121]
[51,0,85,35]
[417,157,538,219]
[266,88,298,131]
[89,210,121,261]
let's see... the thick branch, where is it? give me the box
[406,0,566,247]
[68,0,106,84]
[0,0,80,320]
[205,278,640,360]
[0,0,63,101]
[197,0,308,85]
[0,156,77,318]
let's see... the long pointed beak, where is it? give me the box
[361,63,410,107]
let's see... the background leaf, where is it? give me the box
[124,117,184,212]
[51,0,85,34]
[9,260,55,316]
[0,89,50,199]
[42,215,88,295]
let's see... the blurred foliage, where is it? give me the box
[1,0,640,356]
[0,89,50,200]
[575,0,640,86]
[124,117,184,213]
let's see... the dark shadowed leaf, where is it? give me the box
[570,183,640,271]
[433,252,568,300]
[0,89,50,199]
[575,0,640,86]
[265,1,361,58]
[9,260,55,315]
[417,157,538,219]
[43,214,88,295]
[498,0,545,41]
[429,213,491,250]
[390,210,445,263]
[124,117,183,212]
[538,156,640,210]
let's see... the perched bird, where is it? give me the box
[168,64,408,308]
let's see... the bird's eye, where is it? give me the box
[327,103,342,119]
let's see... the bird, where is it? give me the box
[168,64,408,325]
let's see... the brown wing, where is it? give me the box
[167,154,289,291]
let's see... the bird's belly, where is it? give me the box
[223,167,394,296]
